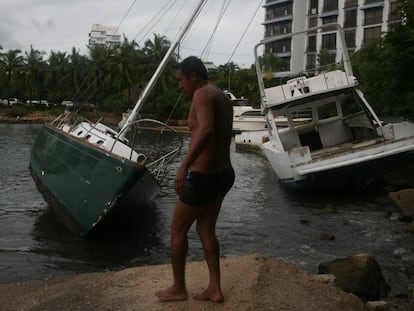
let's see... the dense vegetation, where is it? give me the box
[351,0,414,121]
[0,0,413,121]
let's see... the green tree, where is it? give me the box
[143,34,177,116]
[46,51,69,104]
[144,34,175,92]
[213,62,240,91]
[87,44,115,109]
[259,53,289,82]
[352,0,414,119]
[0,49,24,103]
[113,37,140,109]
[24,46,46,102]
[317,48,337,72]
[68,47,90,102]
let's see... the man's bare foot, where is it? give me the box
[193,287,224,303]
[155,286,188,302]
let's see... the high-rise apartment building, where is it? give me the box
[262,0,401,76]
[88,24,122,48]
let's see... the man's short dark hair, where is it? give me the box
[176,56,208,80]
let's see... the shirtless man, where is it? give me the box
[155,56,235,303]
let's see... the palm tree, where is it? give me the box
[144,34,174,92]
[87,44,115,108]
[0,49,24,103]
[46,51,69,104]
[68,47,90,102]
[113,36,140,108]
[24,46,46,103]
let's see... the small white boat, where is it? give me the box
[234,111,311,151]
[224,90,268,133]
[233,109,268,132]
[252,24,414,190]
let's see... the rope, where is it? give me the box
[201,0,232,60]
[133,0,178,44]
[116,0,138,31]
[226,0,263,64]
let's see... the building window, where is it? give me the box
[363,26,382,43]
[266,21,292,37]
[344,0,358,8]
[309,0,319,15]
[268,38,292,53]
[308,16,318,28]
[344,9,357,28]
[389,1,402,22]
[323,0,338,12]
[308,35,317,51]
[345,30,356,47]
[266,3,293,20]
[322,33,337,50]
[306,54,317,70]
[322,15,338,25]
[364,7,383,25]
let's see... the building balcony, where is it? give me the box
[365,0,384,4]
[263,0,293,8]
[263,15,293,25]
[274,51,291,58]
[319,10,339,18]
[360,1,384,10]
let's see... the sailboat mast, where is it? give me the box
[118,0,207,138]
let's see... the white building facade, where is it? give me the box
[88,24,122,48]
[262,0,401,76]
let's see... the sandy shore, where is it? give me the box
[0,254,366,311]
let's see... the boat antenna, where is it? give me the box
[118,0,207,139]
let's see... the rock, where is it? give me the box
[311,273,336,285]
[388,189,414,219]
[318,253,390,300]
[366,301,389,311]
[405,221,414,233]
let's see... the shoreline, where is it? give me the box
[0,112,190,132]
[0,111,120,125]
[0,254,367,311]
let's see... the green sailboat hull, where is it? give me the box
[30,125,160,235]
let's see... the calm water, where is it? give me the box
[1,123,414,295]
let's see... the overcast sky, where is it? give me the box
[0,0,265,67]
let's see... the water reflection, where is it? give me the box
[31,200,166,273]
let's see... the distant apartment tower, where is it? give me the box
[262,0,401,76]
[88,24,122,48]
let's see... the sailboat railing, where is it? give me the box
[254,23,385,139]
[115,118,184,180]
